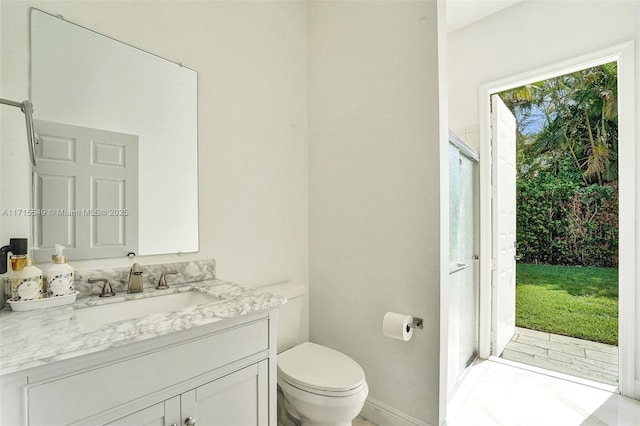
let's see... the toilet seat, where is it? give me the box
[278,342,365,397]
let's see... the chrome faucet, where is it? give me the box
[127,263,144,293]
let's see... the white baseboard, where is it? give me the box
[360,397,430,426]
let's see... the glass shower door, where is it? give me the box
[448,140,479,397]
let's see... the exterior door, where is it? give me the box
[491,94,517,356]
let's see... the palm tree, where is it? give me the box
[499,62,618,185]
[570,62,618,184]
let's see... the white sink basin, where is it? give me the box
[75,291,219,330]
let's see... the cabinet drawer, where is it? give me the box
[27,319,268,425]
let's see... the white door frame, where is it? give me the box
[477,42,637,398]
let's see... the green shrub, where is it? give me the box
[516,168,618,267]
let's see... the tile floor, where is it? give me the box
[278,385,378,426]
[448,359,640,426]
[281,353,639,426]
[502,327,618,385]
[353,416,377,426]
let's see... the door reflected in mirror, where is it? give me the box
[30,9,198,261]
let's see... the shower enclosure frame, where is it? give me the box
[447,131,480,398]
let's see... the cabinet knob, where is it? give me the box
[185,417,196,426]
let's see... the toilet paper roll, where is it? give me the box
[382,312,414,341]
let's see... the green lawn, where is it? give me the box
[516,263,618,345]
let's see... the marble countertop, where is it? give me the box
[0,280,286,375]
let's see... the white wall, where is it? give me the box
[449,0,640,398]
[0,0,309,333]
[309,2,443,424]
[2,1,447,423]
[635,0,640,398]
[448,0,638,150]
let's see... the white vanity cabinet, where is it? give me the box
[1,310,277,426]
[108,361,269,426]
[106,399,178,426]
[179,360,269,425]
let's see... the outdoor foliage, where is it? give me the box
[500,62,618,267]
[517,163,618,267]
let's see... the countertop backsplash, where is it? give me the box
[75,259,216,298]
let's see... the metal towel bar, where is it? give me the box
[0,98,38,166]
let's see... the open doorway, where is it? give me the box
[478,43,636,397]
[493,62,619,386]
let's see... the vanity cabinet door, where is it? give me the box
[105,397,180,426]
[181,360,268,426]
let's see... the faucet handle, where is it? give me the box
[157,270,178,289]
[88,278,115,297]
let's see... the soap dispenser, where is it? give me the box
[46,244,75,297]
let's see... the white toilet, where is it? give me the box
[262,283,368,426]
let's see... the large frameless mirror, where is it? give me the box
[30,9,199,262]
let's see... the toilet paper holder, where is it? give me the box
[409,317,423,330]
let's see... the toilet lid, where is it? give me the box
[277,342,365,393]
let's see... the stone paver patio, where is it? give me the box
[501,327,618,386]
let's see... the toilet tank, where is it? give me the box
[259,282,306,353]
